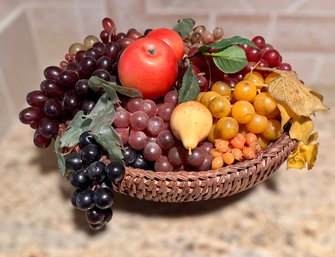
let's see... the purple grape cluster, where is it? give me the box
[66,131,125,230]
[18,17,144,148]
[112,90,214,172]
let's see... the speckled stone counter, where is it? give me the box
[0,87,334,257]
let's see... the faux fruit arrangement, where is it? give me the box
[19,18,328,230]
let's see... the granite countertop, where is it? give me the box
[0,87,334,257]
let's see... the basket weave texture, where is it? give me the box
[112,133,297,202]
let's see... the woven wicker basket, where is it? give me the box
[110,133,297,202]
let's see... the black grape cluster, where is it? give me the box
[66,131,125,230]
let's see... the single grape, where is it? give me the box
[86,207,105,224]
[104,42,121,63]
[81,144,102,164]
[127,28,142,40]
[146,116,164,137]
[62,91,81,113]
[202,30,214,44]
[40,80,65,98]
[164,89,178,105]
[113,107,130,128]
[156,103,174,121]
[216,117,239,140]
[156,130,175,150]
[39,117,59,138]
[122,147,137,166]
[245,46,262,63]
[199,141,214,153]
[262,119,282,141]
[100,30,110,44]
[278,62,292,71]
[81,100,96,114]
[154,156,173,172]
[253,92,277,115]
[138,99,157,117]
[245,113,268,134]
[252,36,266,49]
[65,152,83,171]
[44,66,62,81]
[74,79,90,97]
[92,41,106,52]
[186,147,205,167]
[102,17,116,33]
[57,70,79,89]
[26,90,47,108]
[233,80,257,102]
[106,161,126,183]
[126,97,143,113]
[167,146,186,167]
[128,130,148,150]
[197,153,213,171]
[43,98,62,119]
[244,71,264,84]
[117,37,134,49]
[262,49,282,67]
[97,56,113,71]
[19,107,43,124]
[88,222,105,231]
[190,31,202,44]
[210,81,232,98]
[69,169,91,189]
[83,35,99,49]
[208,96,231,118]
[78,56,97,79]
[131,154,150,169]
[76,189,95,211]
[79,132,97,148]
[92,69,111,81]
[129,111,149,130]
[87,161,106,182]
[75,50,86,63]
[33,130,52,148]
[231,101,255,124]
[94,187,114,209]
[213,26,224,40]
[143,142,162,162]
[85,47,104,60]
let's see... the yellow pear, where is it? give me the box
[170,101,213,154]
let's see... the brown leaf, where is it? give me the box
[266,70,329,116]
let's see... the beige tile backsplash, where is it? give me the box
[0,0,334,143]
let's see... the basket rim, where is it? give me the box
[121,132,297,180]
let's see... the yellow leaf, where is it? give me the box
[287,150,306,169]
[289,116,314,144]
[277,101,296,129]
[267,70,329,116]
[301,143,319,170]
[307,132,318,144]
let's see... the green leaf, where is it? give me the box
[60,110,87,148]
[173,18,195,40]
[209,36,257,50]
[54,136,66,176]
[91,124,124,163]
[211,45,248,74]
[195,36,257,56]
[88,76,142,102]
[178,64,200,103]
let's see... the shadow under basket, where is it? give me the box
[111,133,297,202]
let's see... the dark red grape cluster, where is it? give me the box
[67,131,125,230]
[19,17,144,148]
[184,27,292,90]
